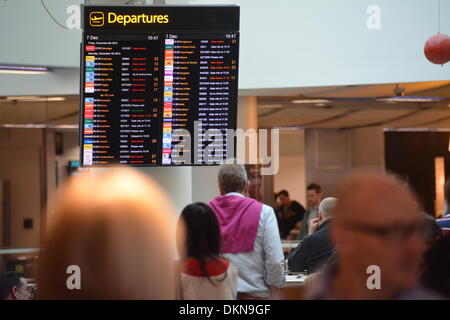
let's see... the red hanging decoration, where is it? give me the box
[424,33,450,65]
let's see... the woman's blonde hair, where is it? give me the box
[37,168,177,299]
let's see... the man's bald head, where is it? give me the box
[333,171,421,226]
[318,197,338,220]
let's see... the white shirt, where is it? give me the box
[179,262,239,300]
[222,192,285,298]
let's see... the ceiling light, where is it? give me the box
[292,99,331,104]
[22,97,65,102]
[259,104,284,109]
[6,96,41,100]
[271,126,307,130]
[377,96,444,103]
[0,124,78,129]
[2,96,66,102]
[0,65,49,75]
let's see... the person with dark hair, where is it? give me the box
[295,183,323,240]
[436,179,450,235]
[177,202,238,300]
[0,271,31,300]
[275,190,305,239]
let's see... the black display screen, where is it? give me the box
[80,5,239,166]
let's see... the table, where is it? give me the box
[283,274,307,287]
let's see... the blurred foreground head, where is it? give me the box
[38,168,177,299]
[332,171,426,296]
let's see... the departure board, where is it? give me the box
[80,5,239,166]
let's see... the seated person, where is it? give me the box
[177,202,238,300]
[288,197,338,274]
[275,190,305,239]
[0,272,32,300]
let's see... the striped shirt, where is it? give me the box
[437,214,450,235]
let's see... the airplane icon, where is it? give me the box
[90,12,104,27]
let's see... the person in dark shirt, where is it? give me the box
[275,190,306,239]
[288,197,337,274]
[0,272,32,300]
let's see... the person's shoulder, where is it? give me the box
[222,259,239,284]
[260,203,274,214]
[399,285,446,300]
[227,261,239,275]
[261,204,280,221]
[302,225,329,245]
[309,227,331,244]
[259,205,282,232]
[292,201,304,209]
[300,233,313,245]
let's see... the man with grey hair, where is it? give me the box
[209,164,285,299]
[288,197,338,274]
